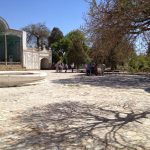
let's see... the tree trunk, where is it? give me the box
[37,37,40,49]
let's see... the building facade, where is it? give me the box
[0,17,52,70]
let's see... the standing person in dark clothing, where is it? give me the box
[94,63,98,75]
[86,63,92,76]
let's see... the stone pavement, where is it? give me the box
[0,70,150,150]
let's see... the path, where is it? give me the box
[0,71,150,150]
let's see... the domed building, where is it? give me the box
[0,17,52,70]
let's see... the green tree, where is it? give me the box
[48,27,64,63]
[48,27,63,47]
[129,55,150,72]
[66,30,90,68]
[51,37,70,63]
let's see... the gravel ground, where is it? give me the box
[0,70,150,150]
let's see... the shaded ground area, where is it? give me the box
[1,101,150,150]
[0,71,150,150]
[52,74,150,90]
[145,87,150,93]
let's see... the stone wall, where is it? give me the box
[23,48,52,70]
[0,65,25,71]
[23,49,40,70]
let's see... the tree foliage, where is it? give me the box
[50,29,90,66]
[66,30,90,67]
[84,0,150,70]
[48,27,67,63]
[51,38,71,63]
[48,27,64,47]
[86,0,150,35]
[23,23,50,49]
[129,55,150,72]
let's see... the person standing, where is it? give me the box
[55,62,59,73]
[94,63,98,75]
[65,64,68,73]
[58,63,63,72]
[86,63,92,76]
[101,64,106,76]
[71,63,74,73]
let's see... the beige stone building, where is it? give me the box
[0,17,52,70]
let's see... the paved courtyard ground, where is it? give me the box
[0,70,150,150]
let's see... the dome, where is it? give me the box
[0,17,9,32]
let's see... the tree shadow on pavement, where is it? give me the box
[52,74,150,90]
[145,88,150,93]
[2,101,150,150]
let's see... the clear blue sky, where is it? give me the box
[0,0,88,35]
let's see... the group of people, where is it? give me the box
[55,61,105,76]
[55,62,75,73]
[85,63,105,76]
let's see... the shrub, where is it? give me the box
[128,55,150,72]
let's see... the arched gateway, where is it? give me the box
[0,17,52,70]
[40,58,50,70]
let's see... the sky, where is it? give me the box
[0,0,89,35]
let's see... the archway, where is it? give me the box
[0,17,9,32]
[0,34,21,63]
[0,17,9,63]
[7,35,21,62]
[40,58,49,70]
